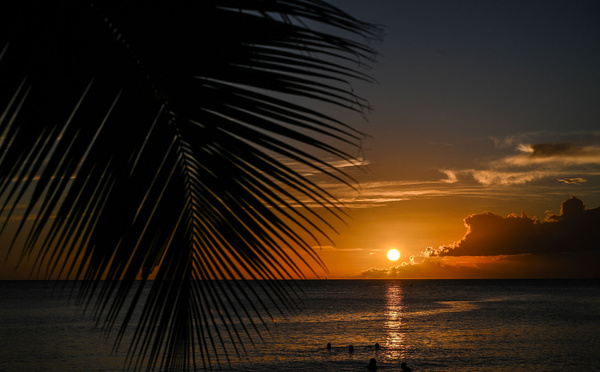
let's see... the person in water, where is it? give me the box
[366,358,378,370]
[326,343,331,350]
[348,345,354,353]
[400,362,412,371]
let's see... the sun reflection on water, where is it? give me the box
[384,282,406,360]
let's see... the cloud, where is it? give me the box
[438,196,600,256]
[312,245,363,252]
[558,178,587,184]
[298,179,474,208]
[356,255,520,279]
[445,132,600,187]
[520,143,579,156]
[358,249,600,279]
[281,133,600,209]
[441,169,550,185]
[501,143,600,166]
[490,132,541,149]
[357,197,600,279]
[280,157,370,177]
[357,258,453,279]
[439,169,458,183]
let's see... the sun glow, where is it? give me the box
[387,249,400,261]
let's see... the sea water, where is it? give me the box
[1,280,599,371]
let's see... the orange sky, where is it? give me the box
[2,1,600,280]
[301,195,600,279]
[6,194,598,280]
[288,0,600,279]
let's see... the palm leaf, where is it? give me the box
[0,1,380,370]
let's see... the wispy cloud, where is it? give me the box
[284,172,598,209]
[440,169,551,186]
[278,157,370,177]
[490,132,542,149]
[558,178,587,184]
[319,180,489,208]
[311,245,363,252]
[277,133,600,209]
[500,143,600,167]
[441,132,600,187]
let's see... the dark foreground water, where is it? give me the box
[1,280,599,371]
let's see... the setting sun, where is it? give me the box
[387,249,400,261]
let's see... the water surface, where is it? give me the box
[1,280,598,371]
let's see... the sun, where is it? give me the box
[387,249,400,261]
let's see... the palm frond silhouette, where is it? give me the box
[1,1,379,370]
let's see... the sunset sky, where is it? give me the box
[2,1,599,280]
[301,0,600,279]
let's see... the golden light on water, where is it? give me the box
[384,282,406,360]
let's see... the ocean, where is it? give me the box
[1,279,599,371]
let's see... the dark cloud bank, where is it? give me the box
[360,197,600,278]
[437,196,600,257]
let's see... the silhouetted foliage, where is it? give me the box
[1,1,379,370]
